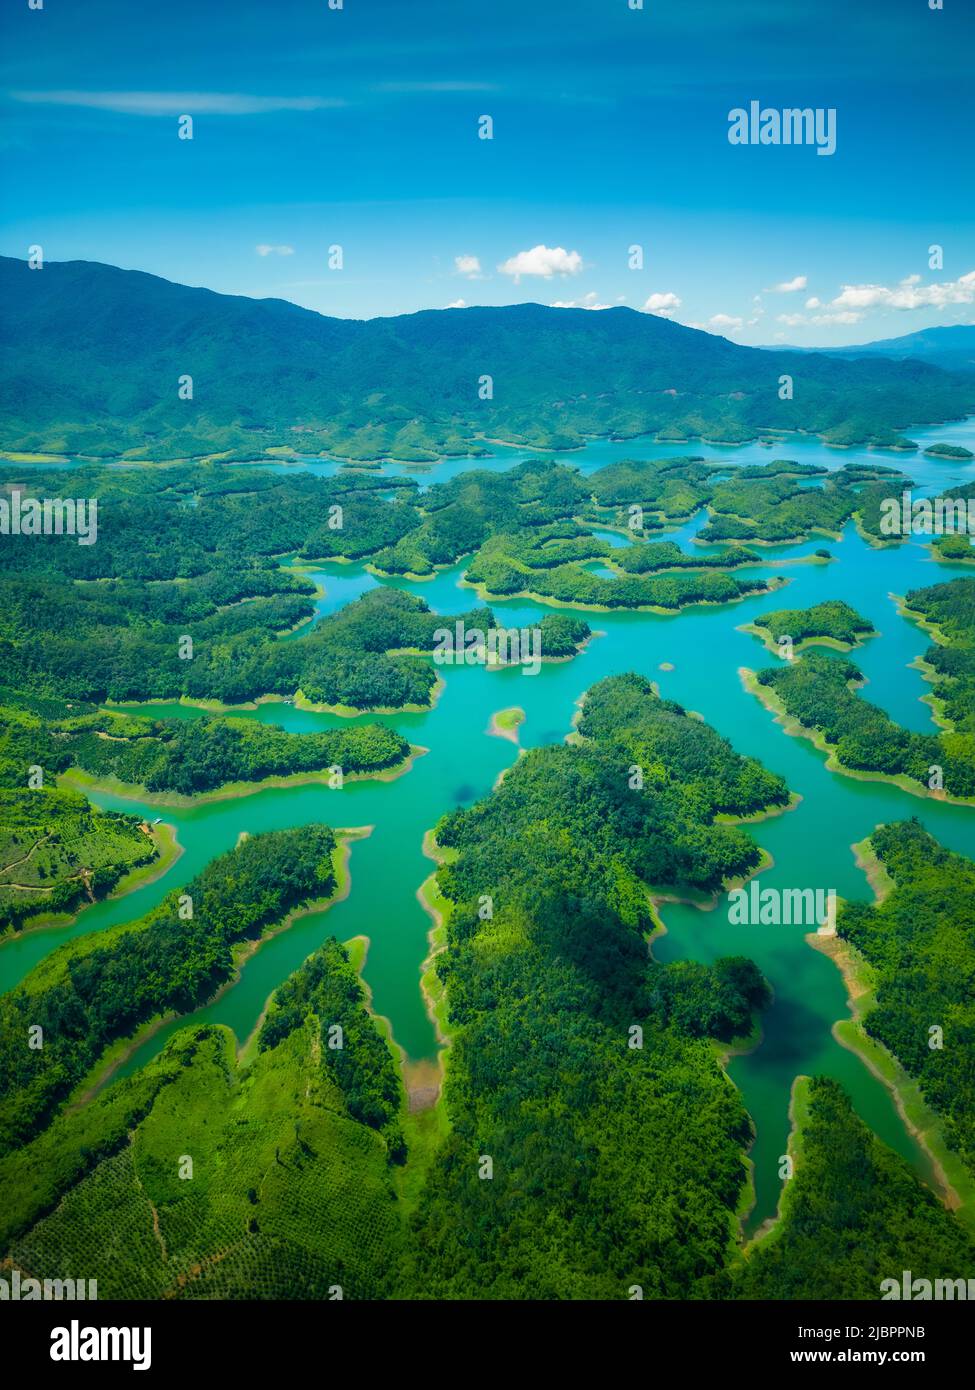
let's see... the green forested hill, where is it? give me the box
[2,256,972,459]
[838,821,975,1180]
[403,674,786,1298]
[733,1077,975,1299]
[2,1004,405,1299]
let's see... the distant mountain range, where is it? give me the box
[790,325,975,373]
[1,257,973,462]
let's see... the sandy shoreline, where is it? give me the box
[486,706,525,744]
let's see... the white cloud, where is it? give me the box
[805,296,822,309]
[445,299,467,309]
[765,275,808,293]
[551,291,610,310]
[709,313,743,334]
[255,244,294,257]
[9,90,343,116]
[497,244,583,281]
[829,270,975,312]
[454,254,482,279]
[641,291,682,319]
[776,308,864,328]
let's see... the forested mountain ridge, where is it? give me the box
[2,256,972,460]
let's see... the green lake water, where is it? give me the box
[3,423,974,1232]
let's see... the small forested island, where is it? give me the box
[487,706,525,743]
[924,443,974,459]
[746,581,975,799]
[742,599,876,653]
[466,548,779,610]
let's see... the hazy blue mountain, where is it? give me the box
[784,325,975,373]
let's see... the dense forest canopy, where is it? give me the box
[404,673,786,1297]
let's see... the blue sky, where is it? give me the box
[1,0,973,345]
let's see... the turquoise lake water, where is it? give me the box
[3,421,973,1232]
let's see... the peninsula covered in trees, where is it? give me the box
[0,826,339,1150]
[747,582,975,799]
[837,821,975,1183]
[733,1077,975,1299]
[901,578,975,740]
[0,699,411,801]
[404,673,787,1297]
